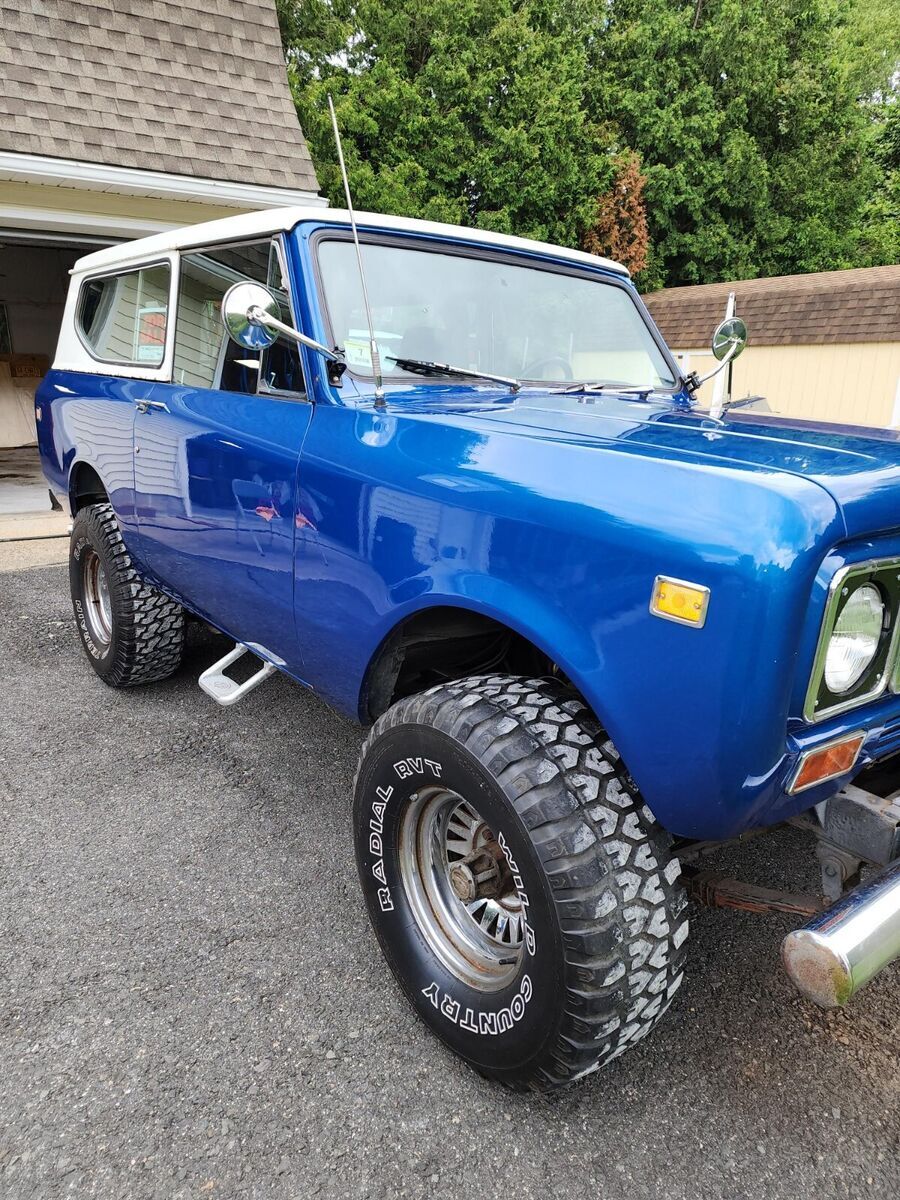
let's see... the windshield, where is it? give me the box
[317,239,677,390]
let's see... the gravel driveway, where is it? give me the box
[2,562,898,1200]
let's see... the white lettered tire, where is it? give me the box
[353,675,688,1090]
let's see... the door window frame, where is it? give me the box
[171,234,308,401]
[256,236,308,402]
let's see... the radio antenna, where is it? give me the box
[327,94,384,405]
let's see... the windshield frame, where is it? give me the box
[310,229,685,394]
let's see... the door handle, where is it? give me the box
[134,399,169,414]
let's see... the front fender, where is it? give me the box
[352,526,830,844]
[296,402,844,839]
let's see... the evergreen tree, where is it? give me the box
[582,152,650,276]
[590,0,888,287]
[280,0,611,246]
[278,0,899,289]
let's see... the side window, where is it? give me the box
[77,264,170,366]
[173,238,305,396]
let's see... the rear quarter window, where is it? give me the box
[77,263,171,366]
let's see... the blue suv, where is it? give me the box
[36,208,900,1089]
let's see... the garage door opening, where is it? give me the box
[0,231,114,515]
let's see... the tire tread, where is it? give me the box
[73,503,184,687]
[356,673,687,1090]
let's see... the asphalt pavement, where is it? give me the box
[1,562,898,1199]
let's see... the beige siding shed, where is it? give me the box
[644,266,900,426]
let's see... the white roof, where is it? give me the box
[73,206,629,277]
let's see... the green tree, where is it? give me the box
[856,101,900,265]
[279,0,898,289]
[838,0,900,98]
[279,0,612,246]
[590,0,890,288]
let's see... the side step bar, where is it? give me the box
[782,857,900,1007]
[199,644,277,707]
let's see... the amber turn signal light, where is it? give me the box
[650,575,710,628]
[789,732,865,794]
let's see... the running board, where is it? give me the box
[198,644,277,707]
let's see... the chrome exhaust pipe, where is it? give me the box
[782,858,900,1007]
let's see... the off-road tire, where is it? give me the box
[69,502,185,687]
[353,674,688,1091]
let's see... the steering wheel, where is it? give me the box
[522,355,573,382]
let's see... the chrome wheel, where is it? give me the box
[81,548,112,647]
[398,787,524,991]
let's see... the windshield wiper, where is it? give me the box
[553,382,656,397]
[386,355,521,393]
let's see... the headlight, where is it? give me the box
[805,560,900,722]
[824,584,885,694]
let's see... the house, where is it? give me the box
[644,266,900,427]
[0,0,323,448]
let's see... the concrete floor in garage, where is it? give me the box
[0,448,70,574]
[0,447,53,515]
[1,562,898,1199]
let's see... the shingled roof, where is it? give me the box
[644,265,900,348]
[0,0,319,193]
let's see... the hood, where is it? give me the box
[697,410,900,540]
[381,384,900,542]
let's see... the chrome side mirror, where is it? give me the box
[221,281,280,350]
[220,281,347,388]
[711,316,747,363]
[686,315,749,405]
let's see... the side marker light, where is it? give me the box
[789,733,865,794]
[650,575,710,628]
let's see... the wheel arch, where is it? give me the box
[68,460,109,514]
[359,590,609,731]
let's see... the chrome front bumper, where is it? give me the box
[782,857,900,1007]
